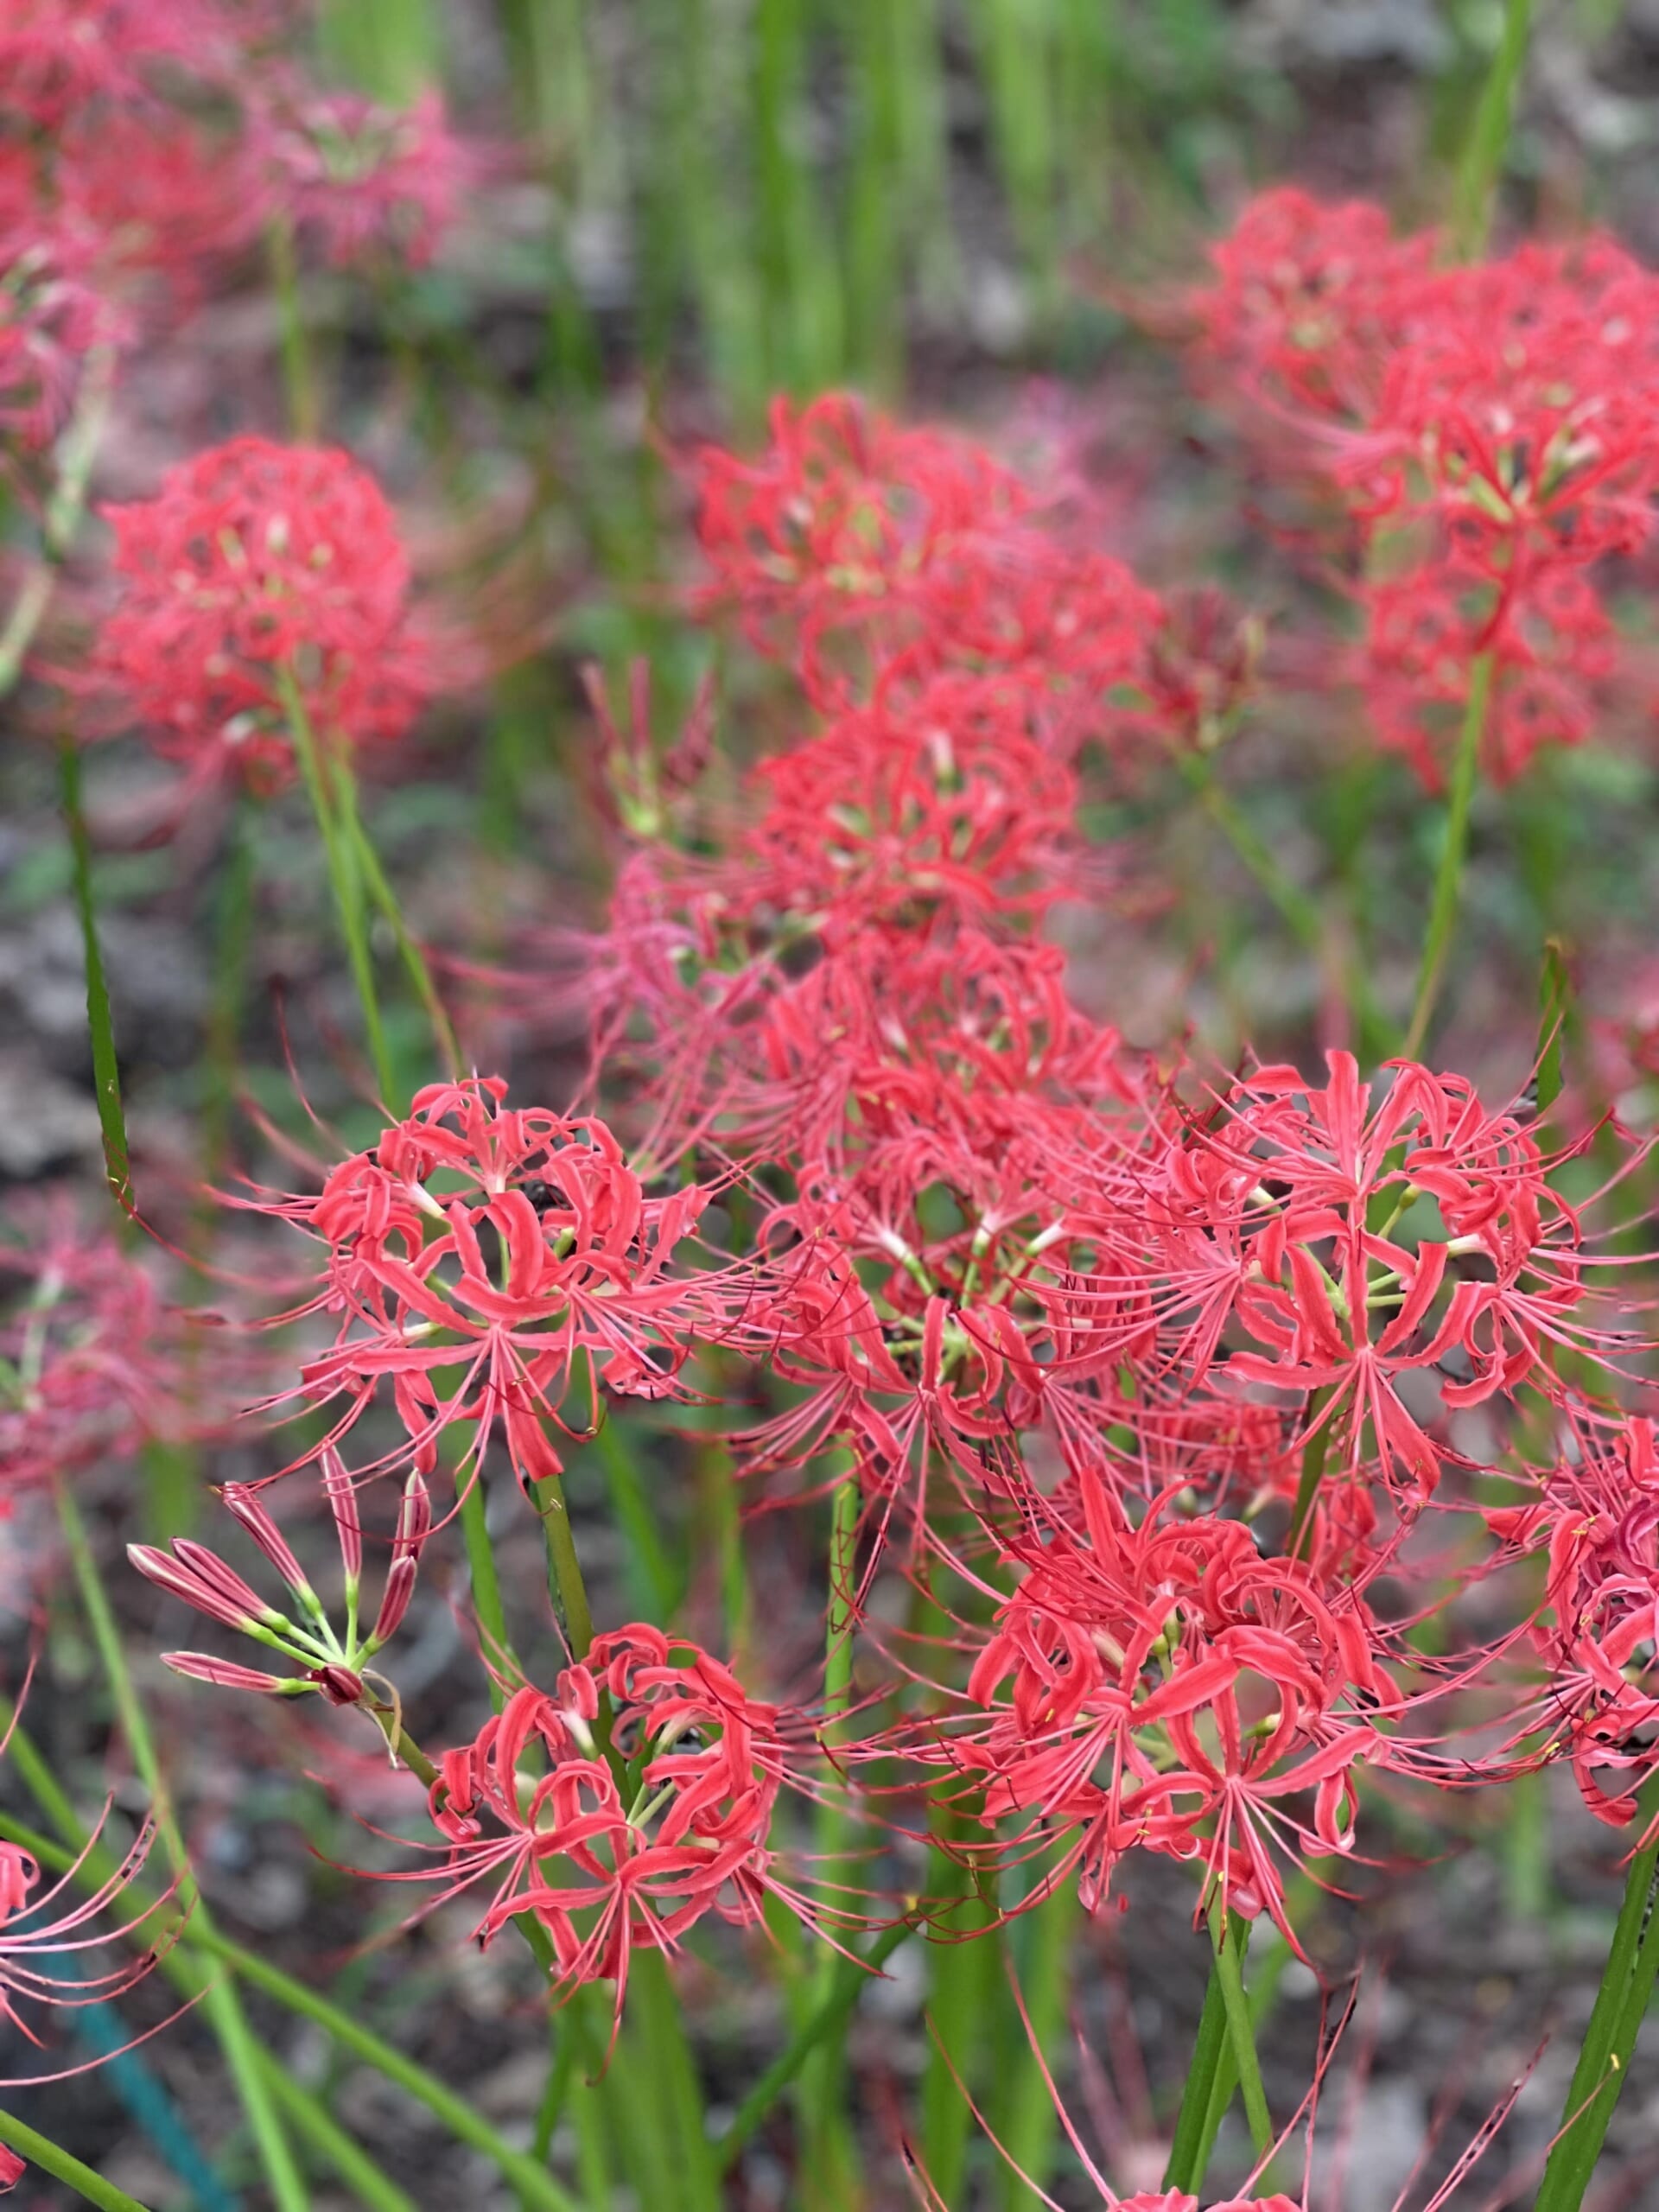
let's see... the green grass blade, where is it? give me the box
[1453,0,1532,257]
[0,2107,156,2211]
[60,742,135,1226]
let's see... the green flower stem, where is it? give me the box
[1287,1386,1335,1560]
[266,216,321,441]
[1534,1779,1659,2212]
[534,1468,596,1660]
[1402,651,1493,1062]
[920,1831,1001,2206]
[0,2105,155,2211]
[1163,1935,1234,2192]
[60,741,135,1227]
[1191,1918,1295,2188]
[799,1473,864,2201]
[54,1483,308,2212]
[276,664,398,1108]
[454,1456,518,1710]
[332,754,462,1079]
[1177,752,1393,1062]
[1209,1898,1273,2158]
[717,1920,913,2172]
[1452,0,1532,259]
[1211,1902,1274,2158]
[996,1879,1082,2209]
[259,2058,418,2212]
[628,1948,720,2212]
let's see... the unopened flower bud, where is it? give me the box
[130,1542,270,1633]
[321,1446,364,1586]
[162,1651,302,1695]
[313,1664,365,1707]
[219,1484,314,1602]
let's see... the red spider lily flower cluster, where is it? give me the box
[569,392,1659,1961]
[1185,192,1659,783]
[244,1074,747,1491]
[253,84,468,270]
[0,3,473,489]
[95,436,431,791]
[415,1627,806,2031]
[0,1198,184,1509]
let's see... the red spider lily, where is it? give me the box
[95,437,431,791]
[244,1075,743,1491]
[0,1783,181,2082]
[690,391,1164,717]
[130,1447,432,1705]
[742,674,1086,932]
[406,1628,810,2039]
[0,0,234,126]
[0,232,103,455]
[690,391,1035,696]
[1125,1051,1616,1501]
[0,1197,182,1507]
[255,84,469,270]
[938,1476,1389,1942]
[1486,1414,1659,1826]
[1185,188,1437,431]
[1363,561,1616,789]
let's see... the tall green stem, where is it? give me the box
[0,2106,156,2211]
[333,756,461,1077]
[1534,1781,1659,2211]
[1165,1914,1252,2194]
[996,1880,1082,2208]
[60,742,135,1226]
[800,1473,863,2203]
[1452,0,1532,258]
[1209,1898,1272,2157]
[1402,651,1493,1061]
[266,218,321,441]
[277,664,398,1106]
[54,1484,308,2212]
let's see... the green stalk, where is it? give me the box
[1533,1780,1659,2211]
[0,2107,155,2211]
[1191,1920,1294,2188]
[54,1484,308,2212]
[799,1473,863,2203]
[534,1467,596,1660]
[1452,0,1532,258]
[266,219,320,441]
[332,756,462,1078]
[1287,1386,1335,1560]
[276,664,398,1106]
[1208,1897,1272,2157]
[996,1880,1082,2209]
[589,1415,682,1622]
[1163,1916,1247,2193]
[454,1457,517,1707]
[1402,651,1493,1062]
[60,742,135,1226]
[921,1840,1001,2205]
[628,1949,719,2212]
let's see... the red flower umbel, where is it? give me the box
[418,1628,794,2034]
[97,437,430,790]
[250,1076,738,1491]
[256,86,467,270]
